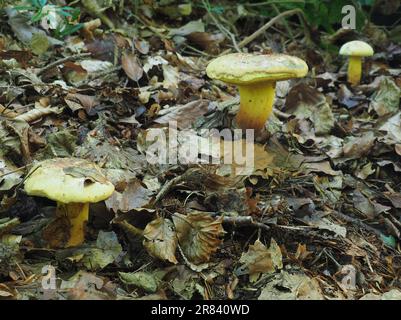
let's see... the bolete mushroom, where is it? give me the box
[24,157,114,247]
[206,53,308,130]
[339,40,373,86]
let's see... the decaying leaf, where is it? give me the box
[0,157,23,192]
[119,271,160,293]
[77,231,122,271]
[105,179,152,213]
[285,84,335,135]
[143,217,178,264]
[342,132,376,159]
[172,212,224,265]
[258,271,324,300]
[370,77,401,116]
[239,239,282,282]
[121,52,143,82]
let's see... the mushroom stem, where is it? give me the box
[347,56,362,86]
[236,81,275,130]
[57,202,89,247]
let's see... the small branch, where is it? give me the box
[271,3,294,41]
[153,175,184,205]
[37,52,92,76]
[221,8,304,55]
[331,210,383,239]
[0,165,27,179]
[203,0,240,53]
[221,215,270,232]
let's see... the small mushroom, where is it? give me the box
[24,157,114,247]
[206,53,308,131]
[339,40,374,86]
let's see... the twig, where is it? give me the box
[331,210,383,239]
[238,8,302,49]
[153,175,184,205]
[203,0,240,53]
[221,8,304,55]
[0,165,27,179]
[0,104,19,118]
[271,3,294,40]
[37,52,92,76]
[221,215,270,232]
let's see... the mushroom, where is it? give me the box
[24,157,114,247]
[206,53,308,131]
[339,40,373,86]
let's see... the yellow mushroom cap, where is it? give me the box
[339,41,374,57]
[206,53,308,85]
[24,157,115,204]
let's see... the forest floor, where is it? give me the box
[1,1,401,300]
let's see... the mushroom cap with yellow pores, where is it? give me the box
[339,41,374,57]
[206,53,308,85]
[24,158,115,204]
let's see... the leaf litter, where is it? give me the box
[0,0,401,301]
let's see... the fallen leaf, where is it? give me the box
[173,212,224,265]
[121,52,143,82]
[143,217,178,264]
[154,99,210,129]
[342,132,376,159]
[80,231,123,271]
[105,179,152,213]
[258,271,324,300]
[238,239,281,282]
[371,77,401,116]
[119,271,159,293]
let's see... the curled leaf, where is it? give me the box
[121,52,143,82]
[173,212,224,265]
[143,217,178,264]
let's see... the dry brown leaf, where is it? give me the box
[154,99,210,130]
[294,243,312,261]
[143,217,178,264]
[14,106,60,123]
[134,39,150,55]
[105,179,152,213]
[121,52,143,82]
[239,239,276,282]
[219,140,274,177]
[65,93,99,114]
[342,132,376,159]
[172,212,224,265]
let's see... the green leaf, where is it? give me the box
[31,8,44,22]
[14,5,35,11]
[56,23,83,37]
[381,234,396,248]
